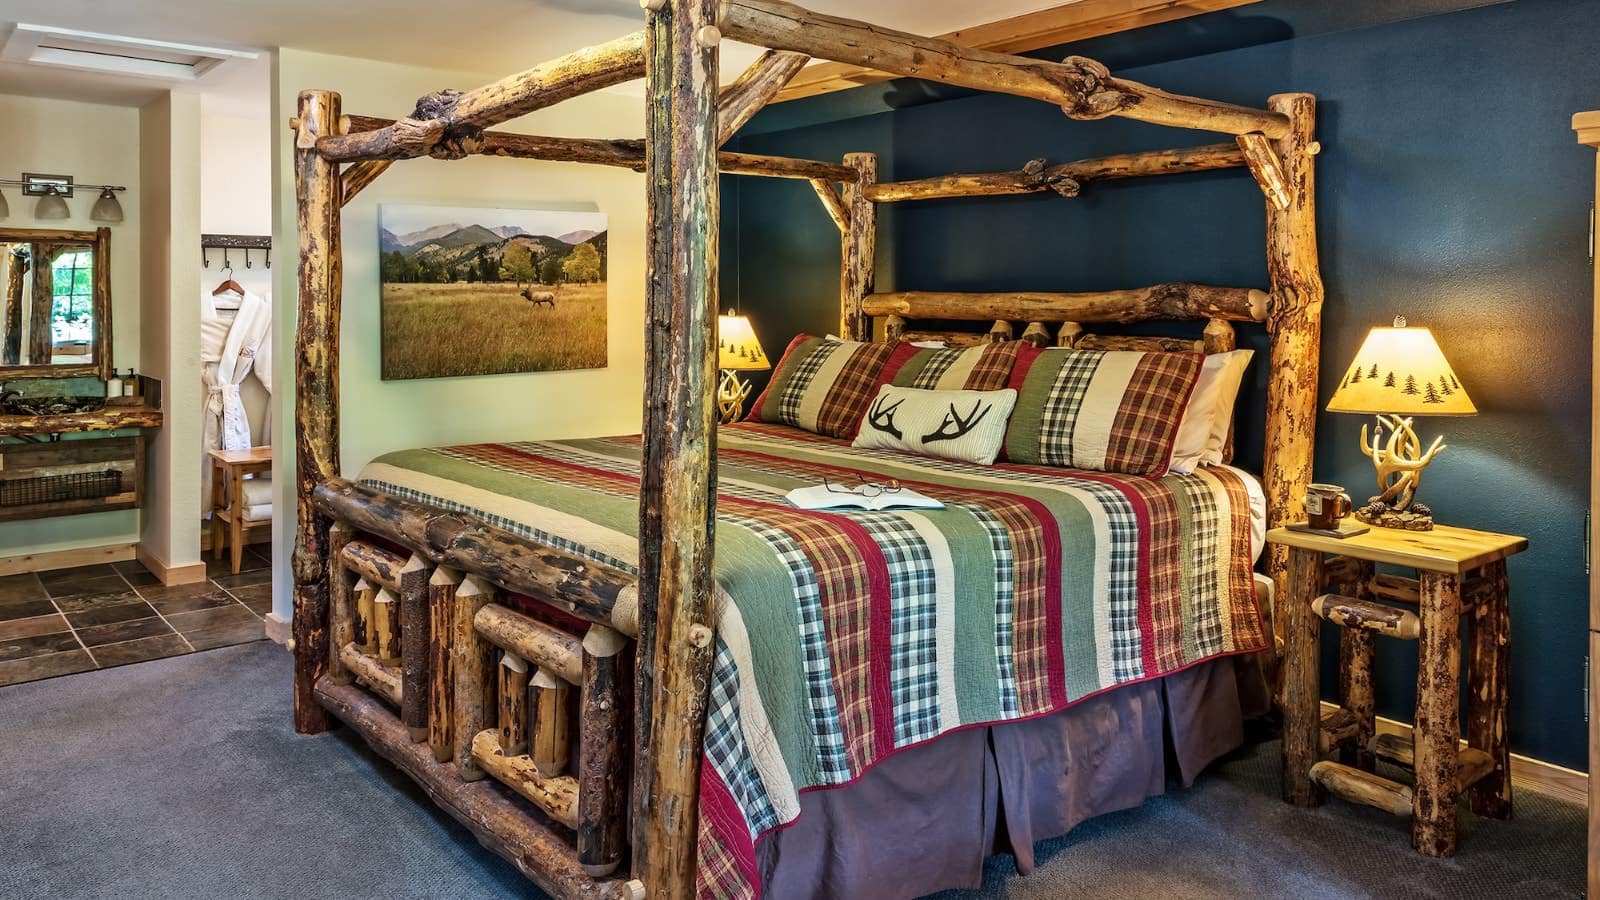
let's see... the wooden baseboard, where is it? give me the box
[264,612,291,645]
[1319,700,1586,807]
[0,542,137,576]
[135,546,207,587]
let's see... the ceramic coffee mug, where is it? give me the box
[1306,483,1352,531]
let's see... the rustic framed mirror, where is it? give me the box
[0,226,112,380]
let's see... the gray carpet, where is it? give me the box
[0,642,1584,899]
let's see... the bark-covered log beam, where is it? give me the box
[340,538,406,592]
[341,160,392,206]
[862,283,1269,324]
[471,729,581,830]
[314,477,635,628]
[811,179,848,233]
[340,643,402,706]
[315,679,639,900]
[1237,132,1291,211]
[867,143,1244,203]
[716,0,1289,138]
[474,602,586,686]
[316,31,647,162]
[341,115,855,181]
[716,49,809,146]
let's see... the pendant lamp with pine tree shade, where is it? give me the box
[1326,316,1476,531]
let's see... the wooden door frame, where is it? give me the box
[1572,108,1600,899]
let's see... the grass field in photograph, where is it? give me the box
[380,281,607,380]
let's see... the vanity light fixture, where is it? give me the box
[0,175,128,222]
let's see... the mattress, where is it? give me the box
[358,421,1269,899]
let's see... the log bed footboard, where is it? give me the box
[322,518,641,897]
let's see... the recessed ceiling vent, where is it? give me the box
[1,24,257,82]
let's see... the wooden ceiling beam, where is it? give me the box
[771,0,1265,103]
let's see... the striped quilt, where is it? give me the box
[357,422,1267,899]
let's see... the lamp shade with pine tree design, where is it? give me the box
[717,314,771,372]
[1326,317,1476,416]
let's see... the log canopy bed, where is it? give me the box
[288,1,1325,898]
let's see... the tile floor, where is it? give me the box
[0,548,272,687]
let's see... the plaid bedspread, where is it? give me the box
[357,422,1266,899]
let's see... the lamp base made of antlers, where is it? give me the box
[1354,413,1444,532]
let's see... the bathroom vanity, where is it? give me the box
[0,225,162,521]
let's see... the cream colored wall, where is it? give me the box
[269,48,646,621]
[0,94,143,557]
[138,91,203,572]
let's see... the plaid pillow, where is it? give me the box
[884,341,1020,392]
[1004,344,1203,476]
[749,334,898,438]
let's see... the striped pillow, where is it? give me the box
[885,341,1020,392]
[749,334,898,438]
[1004,344,1203,476]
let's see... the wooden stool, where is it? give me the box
[208,446,273,574]
[1269,523,1527,857]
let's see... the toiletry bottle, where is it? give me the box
[122,368,137,398]
[106,369,122,399]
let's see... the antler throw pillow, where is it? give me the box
[852,385,1018,465]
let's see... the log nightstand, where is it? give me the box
[1268,523,1528,857]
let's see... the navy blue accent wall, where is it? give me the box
[728,0,1596,768]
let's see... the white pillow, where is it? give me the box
[1168,350,1254,474]
[853,385,1017,465]
[1169,355,1228,474]
[1201,349,1254,466]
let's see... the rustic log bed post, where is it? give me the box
[633,0,722,895]
[1260,93,1325,680]
[291,88,344,735]
[289,3,1322,895]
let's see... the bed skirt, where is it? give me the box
[754,654,1268,899]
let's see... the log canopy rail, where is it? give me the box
[771,0,1266,103]
[713,0,1290,138]
[314,32,648,163]
[867,142,1246,203]
[338,114,854,182]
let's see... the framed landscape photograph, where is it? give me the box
[379,204,608,380]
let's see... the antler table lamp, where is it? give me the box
[717,312,770,424]
[1326,317,1476,531]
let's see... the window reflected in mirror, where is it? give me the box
[0,229,108,377]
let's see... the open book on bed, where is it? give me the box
[784,482,945,511]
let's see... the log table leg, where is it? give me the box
[1414,571,1463,857]
[1467,560,1512,819]
[1282,546,1324,807]
[1339,559,1377,771]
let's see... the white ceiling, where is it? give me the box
[0,0,1061,110]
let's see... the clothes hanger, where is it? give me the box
[212,249,244,301]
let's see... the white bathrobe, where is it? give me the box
[202,288,272,453]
